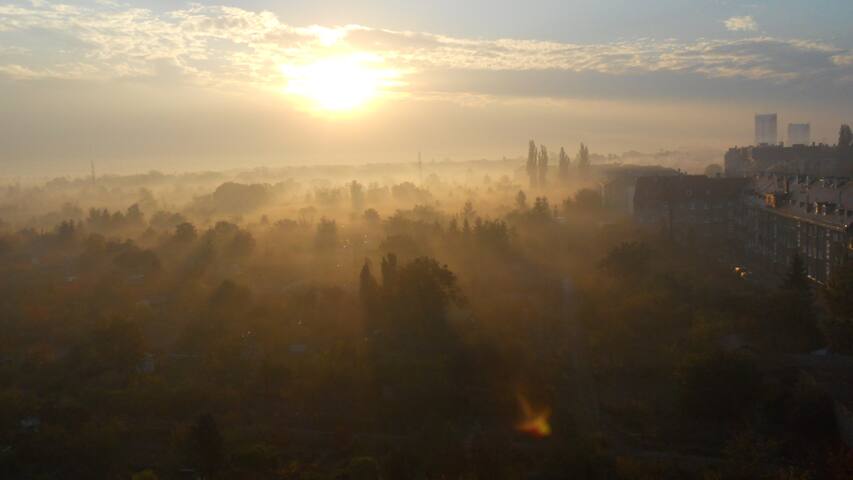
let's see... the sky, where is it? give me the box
[1,0,852,176]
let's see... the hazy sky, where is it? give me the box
[1,0,852,175]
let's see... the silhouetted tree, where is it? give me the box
[461,200,476,222]
[839,124,853,160]
[226,230,255,258]
[55,220,78,245]
[363,208,380,223]
[573,188,602,211]
[538,145,549,187]
[677,351,760,421]
[825,257,853,318]
[526,140,539,189]
[393,257,463,340]
[782,252,808,291]
[190,414,224,479]
[599,241,651,280]
[528,197,552,222]
[114,244,160,274]
[704,164,724,177]
[209,280,252,315]
[174,222,197,243]
[314,217,337,251]
[474,219,511,251]
[823,257,853,352]
[770,253,821,351]
[515,190,527,210]
[359,260,382,333]
[577,143,590,173]
[558,146,570,182]
[92,317,145,375]
[380,253,398,295]
[350,181,365,212]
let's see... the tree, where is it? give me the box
[226,230,255,258]
[526,140,539,189]
[55,220,78,246]
[461,200,476,222]
[344,457,381,480]
[770,253,821,352]
[359,260,381,331]
[838,124,852,160]
[211,182,269,213]
[190,414,224,479]
[380,253,398,294]
[515,190,527,210]
[704,164,723,177]
[114,244,161,274]
[350,180,365,212]
[126,203,145,227]
[528,196,552,222]
[314,217,337,251]
[576,143,590,172]
[474,219,511,251]
[822,257,853,352]
[538,145,549,188]
[782,252,809,291]
[363,208,380,223]
[394,257,463,336]
[558,146,570,182]
[174,222,198,243]
[209,280,252,315]
[824,256,853,318]
[132,471,159,480]
[573,188,602,211]
[599,241,651,280]
[92,317,145,374]
[677,351,761,421]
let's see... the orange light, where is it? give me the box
[516,394,551,438]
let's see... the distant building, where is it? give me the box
[633,175,749,246]
[724,144,849,179]
[788,123,811,146]
[755,113,778,146]
[600,165,679,215]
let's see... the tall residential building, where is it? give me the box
[788,123,811,145]
[755,113,778,145]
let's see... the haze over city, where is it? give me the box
[3,2,853,479]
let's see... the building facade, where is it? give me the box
[630,172,853,284]
[756,113,779,146]
[633,175,749,248]
[736,173,853,283]
[724,144,849,179]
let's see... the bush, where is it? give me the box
[677,351,761,421]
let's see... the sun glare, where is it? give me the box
[280,54,400,113]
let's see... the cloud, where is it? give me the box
[0,2,850,105]
[724,15,758,32]
[833,55,853,66]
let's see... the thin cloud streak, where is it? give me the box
[724,15,758,32]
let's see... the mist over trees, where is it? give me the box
[0,148,850,479]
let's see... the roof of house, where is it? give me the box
[751,173,853,230]
[634,175,749,209]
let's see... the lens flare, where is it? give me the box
[516,394,551,438]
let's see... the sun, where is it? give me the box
[280,54,400,113]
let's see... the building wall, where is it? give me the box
[755,113,778,146]
[633,173,852,284]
